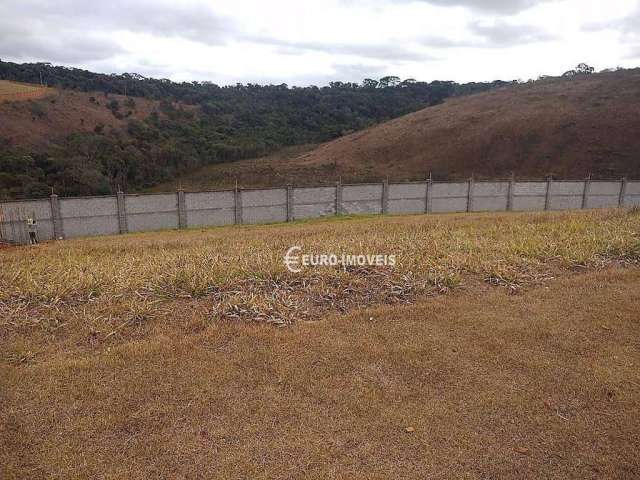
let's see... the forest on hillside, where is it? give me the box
[0,61,508,199]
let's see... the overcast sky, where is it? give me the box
[1,0,639,85]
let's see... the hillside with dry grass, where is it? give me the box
[0,80,51,103]
[1,209,639,478]
[162,70,640,191]
[0,86,162,150]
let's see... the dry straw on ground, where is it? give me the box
[1,209,638,333]
[2,209,640,479]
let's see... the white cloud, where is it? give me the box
[0,0,638,85]
[401,0,558,14]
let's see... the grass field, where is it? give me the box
[1,209,639,478]
[0,80,50,101]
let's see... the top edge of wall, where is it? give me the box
[2,178,639,205]
[342,182,385,187]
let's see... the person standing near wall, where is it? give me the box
[27,217,38,245]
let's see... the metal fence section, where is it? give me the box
[0,178,638,243]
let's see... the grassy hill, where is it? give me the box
[0,87,163,150]
[161,69,640,191]
[301,69,640,181]
[0,80,51,102]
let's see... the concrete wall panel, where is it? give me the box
[242,205,287,224]
[187,209,234,227]
[126,194,177,214]
[551,181,585,195]
[625,182,640,195]
[549,196,582,211]
[474,182,509,197]
[388,198,426,214]
[60,197,118,238]
[589,182,622,196]
[185,191,235,227]
[472,196,508,212]
[185,191,234,210]
[242,189,286,207]
[293,203,335,220]
[388,183,426,200]
[512,196,546,211]
[432,182,468,198]
[126,194,178,232]
[293,187,336,205]
[586,195,620,209]
[624,195,640,206]
[62,216,119,238]
[514,182,547,196]
[342,184,383,202]
[0,199,53,241]
[342,200,382,215]
[128,212,178,232]
[1,199,52,219]
[431,197,468,213]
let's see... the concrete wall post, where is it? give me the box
[425,177,433,214]
[286,185,294,222]
[50,193,64,240]
[507,175,515,211]
[381,179,389,214]
[467,177,475,213]
[581,176,591,210]
[335,180,343,216]
[116,190,128,234]
[177,189,187,229]
[234,187,243,225]
[619,177,628,207]
[544,176,553,211]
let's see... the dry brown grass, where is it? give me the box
[0,88,161,150]
[149,144,320,192]
[0,80,51,102]
[1,267,639,479]
[1,209,640,478]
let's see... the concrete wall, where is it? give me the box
[342,184,384,215]
[241,188,287,224]
[624,181,640,206]
[512,182,547,211]
[0,199,53,242]
[60,196,119,238]
[1,178,637,243]
[388,183,427,215]
[586,181,622,209]
[472,182,509,212]
[431,182,469,213]
[125,193,179,233]
[549,181,584,211]
[185,191,235,227]
[293,186,336,220]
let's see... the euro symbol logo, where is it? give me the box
[284,246,302,273]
